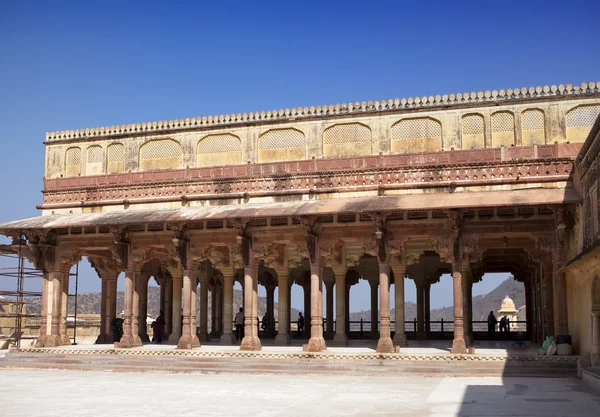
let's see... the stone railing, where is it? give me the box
[46,81,600,141]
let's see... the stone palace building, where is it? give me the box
[0,81,598,361]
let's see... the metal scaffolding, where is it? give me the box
[0,234,79,348]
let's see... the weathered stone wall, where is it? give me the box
[43,83,600,180]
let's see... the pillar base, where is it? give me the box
[191,335,201,348]
[116,335,143,349]
[198,332,210,342]
[274,333,291,345]
[376,337,394,353]
[168,332,181,344]
[35,335,63,348]
[332,334,348,346]
[60,335,71,346]
[393,332,407,347]
[219,332,236,345]
[240,335,262,351]
[451,337,467,354]
[307,336,326,352]
[177,335,193,350]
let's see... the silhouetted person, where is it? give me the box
[111,317,124,342]
[297,312,305,335]
[499,315,508,336]
[154,311,165,344]
[235,307,244,341]
[261,312,269,332]
[487,311,497,337]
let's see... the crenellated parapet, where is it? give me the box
[42,82,600,181]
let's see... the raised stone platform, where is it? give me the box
[0,341,580,378]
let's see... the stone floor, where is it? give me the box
[17,339,542,356]
[0,369,598,416]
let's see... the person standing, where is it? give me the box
[487,311,497,338]
[234,307,244,341]
[154,311,165,344]
[297,312,305,335]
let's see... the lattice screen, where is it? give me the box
[323,123,371,145]
[86,146,103,163]
[491,112,514,133]
[522,109,545,130]
[197,134,241,153]
[140,139,182,159]
[461,114,484,135]
[65,147,81,177]
[259,129,305,149]
[391,118,442,140]
[566,105,600,127]
[108,143,125,162]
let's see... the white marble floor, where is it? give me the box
[0,370,598,417]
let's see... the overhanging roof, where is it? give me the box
[0,187,581,233]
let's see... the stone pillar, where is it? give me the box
[131,272,142,346]
[542,260,555,338]
[416,282,426,340]
[36,271,63,347]
[370,279,378,340]
[190,271,200,347]
[168,271,183,343]
[451,265,467,354]
[377,263,394,353]
[35,273,49,347]
[591,311,600,366]
[325,280,334,339]
[553,261,568,336]
[240,265,261,350]
[275,269,291,345]
[392,263,407,347]
[466,276,474,346]
[118,268,142,348]
[307,263,326,352]
[198,275,210,342]
[138,275,150,343]
[177,269,193,349]
[210,284,217,335]
[303,282,311,338]
[220,270,236,345]
[525,280,533,340]
[345,283,350,334]
[266,285,275,337]
[215,283,223,335]
[96,273,118,344]
[164,278,173,339]
[424,283,431,338]
[59,272,70,346]
[333,268,348,345]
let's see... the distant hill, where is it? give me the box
[349,277,525,321]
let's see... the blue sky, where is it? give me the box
[0,0,598,311]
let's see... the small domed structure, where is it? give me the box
[498,295,519,330]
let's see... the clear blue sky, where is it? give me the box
[0,0,598,311]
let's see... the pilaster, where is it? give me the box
[168,270,183,343]
[307,263,326,352]
[220,269,237,345]
[332,267,348,346]
[376,263,394,353]
[392,263,407,347]
[240,264,262,350]
[198,273,210,342]
[274,268,291,345]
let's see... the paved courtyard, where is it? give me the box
[0,369,598,416]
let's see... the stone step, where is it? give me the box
[0,351,579,378]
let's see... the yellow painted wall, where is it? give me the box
[258,147,305,163]
[197,150,242,167]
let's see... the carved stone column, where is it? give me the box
[591,311,600,366]
[241,265,261,350]
[215,282,223,335]
[168,271,183,343]
[345,283,350,335]
[190,271,200,347]
[542,259,555,338]
[220,269,236,345]
[333,267,348,345]
[451,263,467,354]
[416,282,426,340]
[376,263,394,353]
[275,269,291,345]
[36,271,64,347]
[164,278,173,339]
[553,260,568,335]
[325,280,334,339]
[96,272,118,344]
[138,275,150,343]
[118,268,142,348]
[266,285,275,337]
[177,269,194,349]
[307,263,326,352]
[392,263,407,347]
[370,279,379,340]
[303,282,311,338]
[424,283,431,339]
[35,273,50,347]
[59,272,71,346]
[198,274,210,342]
[131,271,143,346]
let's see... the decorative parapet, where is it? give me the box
[46,81,600,141]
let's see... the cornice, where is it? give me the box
[45,81,600,142]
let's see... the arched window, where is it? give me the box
[521,109,545,146]
[65,147,82,177]
[197,134,242,167]
[85,145,103,175]
[139,139,182,171]
[461,114,485,149]
[323,123,371,158]
[565,105,600,143]
[258,129,306,162]
[491,111,515,147]
[107,143,125,174]
[391,118,442,154]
